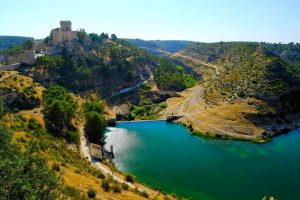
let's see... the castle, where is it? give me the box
[50,21,78,45]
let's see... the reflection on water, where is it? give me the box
[104,121,300,200]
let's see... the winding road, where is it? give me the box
[171,53,221,80]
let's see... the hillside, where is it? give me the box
[0,36,33,49]
[0,70,177,200]
[30,37,156,98]
[125,39,194,55]
[165,42,300,142]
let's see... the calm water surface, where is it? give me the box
[105,120,300,200]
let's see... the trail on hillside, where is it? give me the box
[171,53,221,80]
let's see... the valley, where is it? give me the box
[1,18,300,200]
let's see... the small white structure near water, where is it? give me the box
[90,143,103,160]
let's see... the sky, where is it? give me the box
[0,0,299,43]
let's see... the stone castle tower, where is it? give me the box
[51,20,78,45]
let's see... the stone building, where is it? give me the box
[6,50,35,65]
[51,21,78,45]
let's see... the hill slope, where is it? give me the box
[0,36,33,49]
[125,39,194,55]
[165,42,300,142]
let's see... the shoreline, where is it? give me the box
[116,119,166,123]
[113,118,300,144]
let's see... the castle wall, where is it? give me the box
[51,30,77,45]
[7,50,35,65]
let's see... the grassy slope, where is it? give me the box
[0,71,176,200]
[165,42,300,141]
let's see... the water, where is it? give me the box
[105,120,300,200]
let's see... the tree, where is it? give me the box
[0,97,7,119]
[42,86,77,134]
[89,33,101,42]
[23,40,34,50]
[154,59,186,91]
[83,101,107,144]
[0,126,61,199]
[111,34,118,42]
[77,31,87,43]
[84,111,107,144]
[82,100,104,114]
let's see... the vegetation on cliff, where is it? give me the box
[0,126,61,200]
[35,35,158,97]
[154,59,196,91]
[179,42,300,102]
[42,85,78,143]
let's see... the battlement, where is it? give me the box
[60,21,72,31]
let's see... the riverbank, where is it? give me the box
[79,124,177,200]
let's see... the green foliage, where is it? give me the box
[36,55,65,70]
[0,36,33,49]
[35,38,158,97]
[0,126,61,199]
[111,184,122,193]
[42,85,77,135]
[121,183,129,190]
[129,102,167,120]
[101,179,111,192]
[111,34,118,42]
[63,185,82,200]
[100,32,109,39]
[181,42,300,101]
[89,33,102,42]
[83,100,106,144]
[52,162,61,172]
[0,97,7,119]
[154,59,195,91]
[1,40,34,55]
[125,174,135,183]
[23,40,34,50]
[84,111,107,144]
[77,30,87,42]
[183,74,196,88]
[82,100,104,114]
[87,188,96,198]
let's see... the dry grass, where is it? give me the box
[166,85,267,141]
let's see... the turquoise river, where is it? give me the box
[104,120,300,200]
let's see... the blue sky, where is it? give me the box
[0,0,299,43]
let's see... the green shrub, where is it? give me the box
[112,184,122,193]
[63,185,81,199]
[87,188,96,198]
[52,162,60,172]
[125,174,135,183]
[141,191,149,198]
[65,130,79,145]
[101,179,111,192]
[121,182,129,190]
